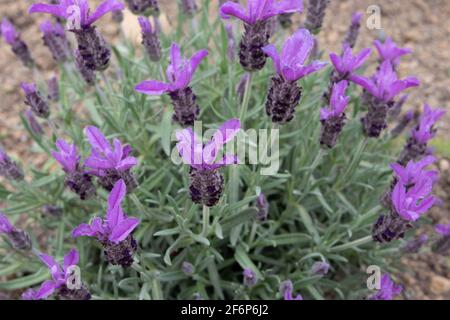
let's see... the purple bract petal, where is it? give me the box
[1,18,19,45]
[0,213,14,234]
[109,217,140,243]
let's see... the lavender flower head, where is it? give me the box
[181,0,198,17]
[23,110,44,136]
[138,16,161,62]
[374,37,412,66]
[1,18,34,67]
[368,274,402,300]
[342,12,363,49]
[40,19,72,63]
[125,0,160,16]
[47,75,60,102]
[72,180,140,267]
[320,80,350,148]
[52,139,96,200]
[84,126,138,192]
[220,0,303,71]
[433,223,450,255]
[0,213,32,250]
[279,280,303,300]
[21,82,50,119]
[75,49,96,85]
[310,261,330,276]
[262,28,327,123]
[29,0,125,71]
[243,267,257,287]
[22,249,91,300]
[398,105,445,165]
[176,119,241,206]
[304,0,330,34]
[351,61,419,138]
[135,43,208,126]
[182,261,195,275]
[255,192,269,221]
[0,147,24,181]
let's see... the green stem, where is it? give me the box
[329,235,372,252]
[202,205,210,237]
[300,148,326,200]
[238,72,253,125]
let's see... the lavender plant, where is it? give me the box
[0,0,446,301]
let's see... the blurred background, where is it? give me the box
[0,0,449,299]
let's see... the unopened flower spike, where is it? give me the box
[350,60,419,138]
[84,126,138,192]
[374,37,412,67]
[402,233,428,254]
[320,80,350,148]
[367,274,402,300]
[225,23,236,62]
[398,104,445,165]
[262,28,327,123]
[0,147,24,181]
[135,43,208,126]
[138,16,161,62]
[40,19,72,63]
[243,267,257,287]
[47,75,60,102]
[310,261,330,276]
[1,18,34,67]
[21,249,91,300]
[0,212,32,250]
[255,192,269,221]
[23,110,44,136]
[29,0,125,71]
[181,0,198,17]
[72,179,140,267]
[125,0,160,16]
[75,49,96,85]
[433,223,450,255]
[342,12,363,49]
[51,139,96,200]
[220,0,303,71]
[304,0,330,34]
[176,119,241,207]
[279,280,303,300]
[21,82,50,119]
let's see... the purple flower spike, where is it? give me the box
[243,267,257,287]
[138,16,161,62]
[125,0,160,16]
[225,23,236,62]
[23,110,44,136]
[304,0,330,34]
[135,43,208,126]
[398,104,445,165]
[310,261,330,276]
[1,18,34,67]
[320,80,349,148]
[181,0,198,17]
[263,29,326,123]
[22,249,91,300]
[72,180,140,267]
[433,223,450,255]
[47,76,60,102]
[220,0,303,72]
[84,126,138,192]
[0,212,31,250]
[176,119,240,206]
[330,47,371,80]
[0,147,24,181]
[21,82,50,119]
[75,49,96,85]
[40,20,72,63]
[280,280,303,300]
[374,37,412,66]
[343,12,363,49]
[368,274,402,300]
[256,193,269,221]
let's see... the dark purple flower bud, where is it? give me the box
[72,26,111,71]
[388,94,409,121]
[0,213,32,250]
[398,105,445,165]
[51,139,97,200]
[72,180,140,267]
[84,126,138,192]
[181,0,198,17]
[42,205,63,218]
[125,0,160,16]
[47,76,60,102]
[75,50,96,85]
[361,95,392,138]
[220,0,303,72]
[176,119,241,206]
[390,111,414,138]
[182,261,195,275]
[21,82,50,119]
[243,267,257,287]
[432,224,450,255]
[304,0,330,34]
[23,110,44,136]
[372,213,413,243]
[279,280,303,300]
[310,261,330,276]
[401,233,428,253]
[342,12,363,49]
[255,193,269,221]
[193,292,202,300]
[1,18,34,67]
[225,23,236,62]
[112,10,124,23]
[138,16,162,62]
[40,20,72,63]
[135,43,208,127]
[236,73,250,102]
[0,148,24,181]
[367,273,402,300]
[57,284,92,300]
[278,13,294,29]
[320,81,349,148]
[265,74,302,124]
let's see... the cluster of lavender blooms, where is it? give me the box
[1,18,34,67]
[0,148,24,181]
